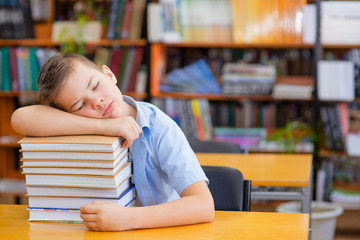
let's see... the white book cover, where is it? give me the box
[26,177,131,198]
[28,185,135,209]
[317,61,354,101]
[21,152,128,168]
[28,195,134,222]
[22,146,126,160]
[22,153,129,175]
[25,162,132,188]
[19,135,123,152]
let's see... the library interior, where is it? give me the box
[0,0,359,239]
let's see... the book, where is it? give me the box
[24,161,132,188]
[129,0,146,40]
[21,153,129,175]
[9,47,19,91]
[21,152,128,168]
[120,0,133,39]
[106,0,120,40]
[21,147,125,160]
[26,175,132,198]
[19,135,124,152]
[28,193,135,223]
[317,61,354,101]
[1,47,11,91]
[28,184,135,209]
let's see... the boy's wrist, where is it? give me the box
[93,119,105,135]
[129,207,142,230]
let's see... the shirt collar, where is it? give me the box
[122,95,150,131]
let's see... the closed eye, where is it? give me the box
[93,82,99,91]
[76,102,85,111]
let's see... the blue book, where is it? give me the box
[1,47,11,91]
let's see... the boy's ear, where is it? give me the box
[102,65,117,84]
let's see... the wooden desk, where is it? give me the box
[0,205,309,240]
[197,153,313,213]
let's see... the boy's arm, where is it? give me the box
[80,180,214,231]
[11,105,141,148]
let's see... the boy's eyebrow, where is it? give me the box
[69,75,95,111]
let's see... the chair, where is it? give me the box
[202,165,251,211]
[189,139,243,153]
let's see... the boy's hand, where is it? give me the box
[80,201,134,231]
[99,116,142,148]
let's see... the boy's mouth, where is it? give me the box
[102,102,113,117]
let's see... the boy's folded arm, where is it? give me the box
[11,105,102,136]
[131,180,215,230]
[11,105,141,146]
[80,180,214,231]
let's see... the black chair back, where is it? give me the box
[202,165,251,211]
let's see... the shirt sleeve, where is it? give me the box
[154,117,209,195]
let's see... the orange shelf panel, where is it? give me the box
[158,42,314,49]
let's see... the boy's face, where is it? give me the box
[54,61,127,119]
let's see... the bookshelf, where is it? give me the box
[148,0,316,148]
[0,0,149,195]
[147,0,356,211]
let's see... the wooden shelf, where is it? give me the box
[0,39,147,47]
[158,42,314,49]
[323,44,360,49]
[0,136,21,148]
[319,148,347,157]
[0,91,37,97]
[151,92,314,101]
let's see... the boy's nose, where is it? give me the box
[94,97,105,109]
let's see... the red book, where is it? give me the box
[109,48,124,79]
[9,47,19,91]
[121,0,134,39]
[127,47,144,92]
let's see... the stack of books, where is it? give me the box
[19,135,135,223]
[272,76,314,100]
[221,63,276,95]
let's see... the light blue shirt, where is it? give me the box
[123,96,208,206]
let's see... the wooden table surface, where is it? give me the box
[197,153,313,187]
[0,205,309,240]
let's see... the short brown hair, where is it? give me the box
[37,53,101,109]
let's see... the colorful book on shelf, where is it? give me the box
[93,47,111,69]
[160,59,221,94]
[134,64,148,93]
[120,47,137,92]
[272,76,314,100]
[9,47,19,91]
[129,0,146,40]
[106,0,120,39]
[117,47,129,88]
[1,47,11,91]
[127,47,144,92]
[109,47,124,81]
[114,0,127,39]
[191,99,205,141]
[29,47,40,91]
[121,0,133,39]
[22,47,33,91]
